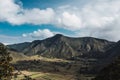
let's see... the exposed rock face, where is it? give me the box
[8,34,115,59]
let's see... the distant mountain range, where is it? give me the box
[8,34,116,59]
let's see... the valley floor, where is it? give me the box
[11,55,96,80]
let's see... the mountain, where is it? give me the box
[93,41,120,80]
[8,34,115,59]
[3,35,120,80]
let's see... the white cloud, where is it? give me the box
[73,0,120,41]
[57,12,82,30]
[0,0,120,41]
[0,0,20,21]
[22,29,55,39]
[0,0,55,25]
[22,8,55,25]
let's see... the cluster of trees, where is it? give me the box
[0,43,35,80]
[0,43,13,80]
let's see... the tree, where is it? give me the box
[0,43,14,80]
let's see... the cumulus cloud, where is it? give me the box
[22,29,55,39]
[0,0,55,25]
[0,0,120,41]
[57,12,82,30]
[73,0,120,41]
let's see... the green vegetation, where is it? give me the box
[0,43,13,80]
[0,43,35,80]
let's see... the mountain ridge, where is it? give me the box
[8,34,116,59]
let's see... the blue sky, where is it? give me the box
[0,0,120,44]
[20,0,87,9]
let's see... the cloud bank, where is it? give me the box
[0,0,120,41]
